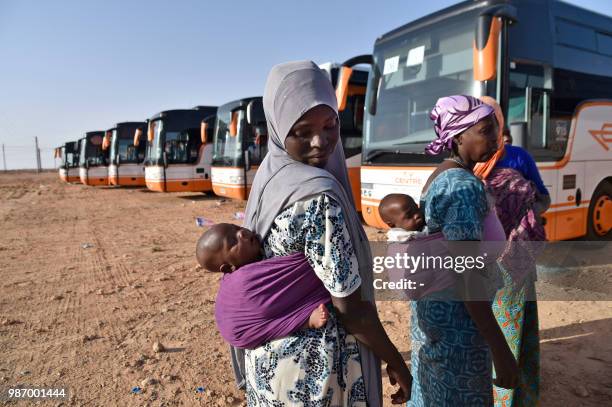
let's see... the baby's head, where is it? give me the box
[196,223,263,273]
[379,194,424,231]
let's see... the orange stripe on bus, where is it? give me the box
[146,179,212,192]
[109,176,146,186]
[81,177,109,186]
[212,184,250,200]
[549,200,590,208]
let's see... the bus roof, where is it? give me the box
[148,109,197,120]
[193,105,218,114]
[375,0,612,78]
[115,121,147,127]
[375,0,484,45]
[148,109,216,129]
[217,96,262,112]
[85,131,104,138]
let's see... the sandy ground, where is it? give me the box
[0,171,611,406]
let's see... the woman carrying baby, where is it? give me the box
[409,95,519,406]
[227,61,411,406]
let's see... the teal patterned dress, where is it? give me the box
[409,168,494,407]
[244,194,367,406]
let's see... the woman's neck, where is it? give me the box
[448,153,475,171]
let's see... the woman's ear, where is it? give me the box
[451,137,460,155]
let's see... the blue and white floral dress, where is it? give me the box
[244,193,367,406]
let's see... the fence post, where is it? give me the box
[34,137,41,173]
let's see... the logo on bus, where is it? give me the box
[589,123,612,151]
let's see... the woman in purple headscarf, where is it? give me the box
[408,95,519,406]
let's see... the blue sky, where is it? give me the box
[0,0,611,169]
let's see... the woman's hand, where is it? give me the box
[492,347,520,389]
[331,291,412,403]
[386,363,412,404]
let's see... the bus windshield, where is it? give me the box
[63,145,77,168]
[80,135,106,166]
[111,129,144,164]
[147,120,164,164]
[213,104,268,167]
[364,12,479,162]
[213,107,245,166]
[67,151,77,167]
[147,118,201,165]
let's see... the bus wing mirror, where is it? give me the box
[102,131,111,151]
[148,121,155,142]
[134,128,143,147]
[473,15,500,81]
[229,110,239,137]
[473,5,517,82]
[336,54,373,112]
[336,66,353,112]
[509,121,527,148]
[246,100,265,126]
[201,121,209,143]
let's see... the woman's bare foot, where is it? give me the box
[307,304,329,329]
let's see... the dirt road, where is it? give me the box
[0,172,610,406]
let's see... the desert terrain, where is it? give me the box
[0,171,611,406]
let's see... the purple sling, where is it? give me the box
[214,252,331,349]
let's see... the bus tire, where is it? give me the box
[586,180,612,241]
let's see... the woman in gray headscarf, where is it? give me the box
[230,60,412,406]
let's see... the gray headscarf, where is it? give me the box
[229,60,381,406]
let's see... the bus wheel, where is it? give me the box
[587,181,612,241]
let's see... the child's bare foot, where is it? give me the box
[307,304,329,329]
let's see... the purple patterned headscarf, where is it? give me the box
[425,95,495,155]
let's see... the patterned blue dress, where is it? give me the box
[409,168,494,407]
[244,194,367,406]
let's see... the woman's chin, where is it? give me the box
[308,158,328,168]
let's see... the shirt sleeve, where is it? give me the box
[517,147,549,195]
[300,194,362,297]
[425,172,488,241]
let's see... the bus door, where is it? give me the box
[510,62,583,240]
[532,87,585,240]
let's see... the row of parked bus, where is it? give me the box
[56,0,612,241]
[56,62,368,209]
